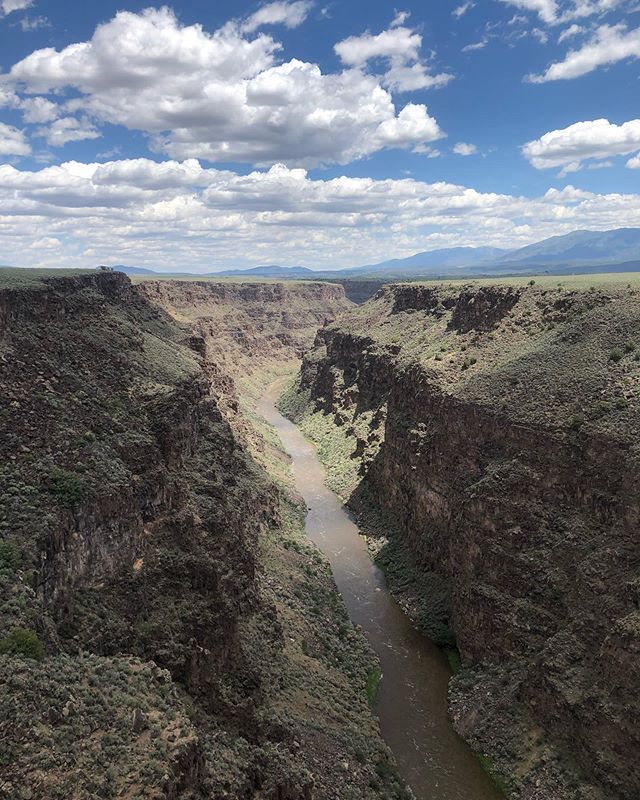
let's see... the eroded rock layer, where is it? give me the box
[0,272,403,800]
[282,281,640,800]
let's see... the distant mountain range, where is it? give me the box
[88,226,640,279]
[215,265,316,278]
[495,228,640,267]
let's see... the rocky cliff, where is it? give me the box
[137,279,352,398]
[0,271,403,800]
[281,281,640,800]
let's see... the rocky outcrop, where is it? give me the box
[286,281,640,800]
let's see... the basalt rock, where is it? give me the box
[286,281,640,800]
[0,271,397,800]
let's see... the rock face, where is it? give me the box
[137,279,352,394]
[284,282,640,800]
[0,272,401,800]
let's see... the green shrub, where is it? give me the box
[0,627,45,660]
[365,667,382,707]
[569,414,586,431]
[0,540,21,570]
[609,348,623,363]
[624,340,637,353]
[48,468,88,508]
[446,648,462,674]
[591,401,613,419]
[461,356,478,371]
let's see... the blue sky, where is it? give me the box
[0,0,639,271]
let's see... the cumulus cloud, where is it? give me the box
[1,156,640,271]
[523,118,640,169]
[20,96,59,123]
[334,22,453,91]
[391,10,411,27]
[627,154,640,168]
[241,1,313,33]
[373,104,444,147]
[0,86,19,108]
[4,7,446,166]
[453,142,478,155]
[0,0,33,16]
[0,122,31,155]
[36,117,101,147]
[528,22,640,81]
[335,26,423,64]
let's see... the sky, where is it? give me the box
[0,0,639,272]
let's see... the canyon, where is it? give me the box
[281,281,640,800]
[0,271,638,800]
[0,272,405,800]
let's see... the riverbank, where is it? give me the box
[259,381,502,800]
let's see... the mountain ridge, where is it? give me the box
[88,227,640,279]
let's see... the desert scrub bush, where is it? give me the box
[609,348,624,363]
[569,414,586,431]
[461,356,477,371]
[48,467,88,508]
[624,339,636,353]
[0,627,44,660]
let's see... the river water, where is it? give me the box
[257,383,502,800]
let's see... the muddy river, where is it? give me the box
[258,383,502,800]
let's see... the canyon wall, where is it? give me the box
[0,272,404,800]
[284,282,640,800]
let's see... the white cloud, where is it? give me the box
[383,62,453,91]
[453,2,476,18]
[36,117,101,147]
[453,142,478,155]
[21,96,59,123]
[498,0,628,25]
[0,0,32,16]
[19,15,50,31]
[558,23,586,41]
[334,23,453,91]
[0,86,19,108]
[528,23,640,81]
[241,1,313,33]
[463,39,488,51]
[373,104,444,148]
[498,0,559,24]
[532,27,550,43]
[391,10,411,27]
[523,118,640,169]
[626,154,640,168]
[335,26,424,65]
[5,7,446,166]
[1,156,640,271]
[0,122,31,155]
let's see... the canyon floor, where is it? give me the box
[0,270,638,800]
